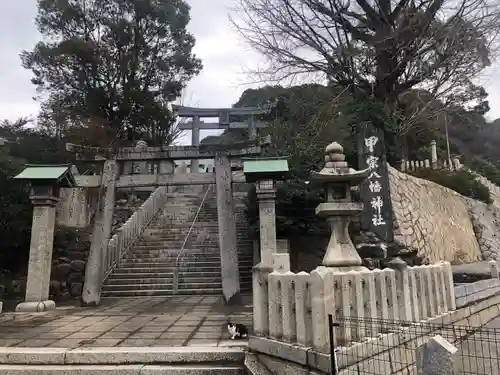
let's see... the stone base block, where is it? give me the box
[272,254,290,273]
[15,300,56,313]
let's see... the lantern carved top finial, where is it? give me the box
[310,141,370,185]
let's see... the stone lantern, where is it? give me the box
[13,164,76,312]
[243,157,289,268]
[311,142,370,271]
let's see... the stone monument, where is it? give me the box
[13,164,77,312]
[311,142,370,270]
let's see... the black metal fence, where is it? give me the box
[328,315,500,375]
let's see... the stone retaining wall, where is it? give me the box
[389,166,482,264]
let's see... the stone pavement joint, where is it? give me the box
[0,296,252,348]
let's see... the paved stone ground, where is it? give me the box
[456,317,500,375]
[0,295,252,348]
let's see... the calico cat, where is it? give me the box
[227,321,249,339]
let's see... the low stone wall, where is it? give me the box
[249,292,500,375]
[389,166,482,264]
[455,278,500,308]
[253,262,455,355]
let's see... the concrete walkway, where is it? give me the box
[0,295,252,348]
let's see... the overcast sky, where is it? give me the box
[1,1,500,145]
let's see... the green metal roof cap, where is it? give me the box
[243,157,289,182]
[13,164,76,187]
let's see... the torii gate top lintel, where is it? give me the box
[171,104,274,118]
[65,135,271,163]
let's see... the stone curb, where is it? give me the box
[0,347,246,365]
[0,364,245,375]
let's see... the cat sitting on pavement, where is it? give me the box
[227,321,248,340]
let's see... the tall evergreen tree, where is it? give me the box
[22,0,203,145]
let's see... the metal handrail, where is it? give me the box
[172,184,213,294]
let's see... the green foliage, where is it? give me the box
[246,181,327,238]
[22,0,202,144]
[466,157,500,186]
[237,84,356,236]
[410,169,492,204]
[0,148,32,273]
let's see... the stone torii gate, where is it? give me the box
[68,136,271,305]
[172,104,274,171]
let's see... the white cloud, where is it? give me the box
[1,0,500,145]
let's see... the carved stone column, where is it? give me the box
[215,153,240,303]
[256,179,277,267]
[82,159,118,306]
[191,115,201,172]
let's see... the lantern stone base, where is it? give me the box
[16,300,56,313]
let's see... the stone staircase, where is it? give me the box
[102,188,254,297]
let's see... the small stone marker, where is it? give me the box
[0,301,2,314]
[490,260,499,279]
[416,335,458,375]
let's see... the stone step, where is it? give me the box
[141,235,251,241]
[0,347,245,367]
[0,365,244,374]
[107,271,250,279]
[100,283,252,297]
[100,289,221,297]
[123,254,254,262]
[117,260,254,267]
[105,275,253,286]
[112,265,253,274]
[102,281,224,291]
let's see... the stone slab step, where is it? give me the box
[113,263,254,271]
[0,347,245,365]
[122,254,253,261]
[100,289,222,297]
[107,271,252,280]
[102,281,224,291]
[105,275,252,286]
[117,261,254,268]
[140,237,252,243]
[0,365,244,375]
[132,244,221,251]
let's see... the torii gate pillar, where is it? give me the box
[215,153,241,303]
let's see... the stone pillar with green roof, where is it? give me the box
[243,157,289,269]
[13,165,76,312]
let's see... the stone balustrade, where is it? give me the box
[253,262,456,353]
[399,158,461,172]
[101,185,169,282]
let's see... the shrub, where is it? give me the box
[410,169,492,204]
[467,157,500,186]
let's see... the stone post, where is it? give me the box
[134,140,148,174]
[252,264,272,336]
[82,159,118,306]
[191,115,201,172]
[388,257,412,321]
[430,140,438,169]
[416,335,458,375]
[248,116,257,140]
[256,179,278,268]
[215,153,240,303]
[490,260,499,279]
[16,193,59,312]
